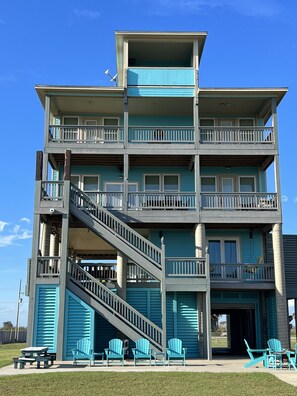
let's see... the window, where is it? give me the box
[208,238,240,278]
[83,176,99,202]
[105,182,138,209]
[71,175,79,187]
[103,118,119,141]
[201,177,216,192]
[200,119,215,126]
[239,177,255,193]
[239,119,254,126]
[63,117,79,141]
[103,118,119,126]
[144,175,179,192]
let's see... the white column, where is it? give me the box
[272,223,289,348]
[117,251,127,300]
[195,223,205,257]
[41,223,51,256]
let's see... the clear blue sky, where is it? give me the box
[0,0,296,326]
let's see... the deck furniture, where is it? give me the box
[287,344,297,371]
[92,352,104,366]
[154,351,165,366]
[72,338,93,366]
[243,339,268,368]
[131,338,152,366]
[166,338,187,366]
[267,338,285,369]
[104,338,124,366]
[19,346,49,369]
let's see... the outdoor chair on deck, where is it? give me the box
[104,338,124,366]
[72,338,93,366]
[267,338,285,369]
[166,338,186,366]
[287,343,297,371]
[132,338,152,366]
[243,339,268,368]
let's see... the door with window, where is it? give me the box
[144,175,179,208]
[83,176,99,203]
[219,120,234,142]
[105,183,137,209]
[85,120,98,142]
[63,117,79,141]
[239,177,255,208]
[208,238,239,279]
[221,177,234,208]
[239,119,255,142]
[201,177,216,208]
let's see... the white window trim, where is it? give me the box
[143,174,180,192]
[239,176,256,192]
[201,176,217,192]
[206,236,241,264]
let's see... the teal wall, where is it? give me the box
[128,68,195,86]
[128,87,195,97]
[150,229,195,257]
[33,285,59,353]
[63,290,95,360]
[266,291,278,339]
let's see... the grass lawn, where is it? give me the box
[0,372,296,396]
[0,343,26,368]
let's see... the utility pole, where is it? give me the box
[15,279,23,342]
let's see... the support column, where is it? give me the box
[272,223,289,348]
[194,154,200,215]
[161,237,167,353]
[116,251,127,300]
[123,154,129,214]
[195,223,205,257]
[41,223,51,256]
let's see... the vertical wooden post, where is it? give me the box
[161,237,167,353]
[36,151,43,181]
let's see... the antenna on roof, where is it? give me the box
[105,69,118,86]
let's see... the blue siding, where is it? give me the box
[128,68,195,86]
[63,290,94,360]
[266,292,278,339]
[33,285,59,353]
[129,115,193,126]
[167,292,199,358]
[128,87,195,97]
[150,229,195,258]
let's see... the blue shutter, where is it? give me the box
[63,290,94,360]
[33,285,59,353]
[266,292,278,339]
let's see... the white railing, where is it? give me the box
[128,127,194,143]
[49,125,124,143]
[166,258,206,277]
[70,184,162,270]
[69,261,163,348]
[201,193,278,210]
[41,181,64,201]
[128,192,196,210]
[84,192,124,210]
[37,256,60,277]
[210,263,274,282]
[81,263,117,282]
[127,263,158,282]
[200,126,274,144]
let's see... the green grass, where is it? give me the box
[0,343,26,368]
[0,372,296,396]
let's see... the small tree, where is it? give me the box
[2,321,14,330]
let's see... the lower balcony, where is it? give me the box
[201,193,278,210]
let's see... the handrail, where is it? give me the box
[128,126,194,143]
[37,256,60,277]
[128,192,196,210]
[166,258,206,277]
[201,192,278,210]
[49,125,124,143]
[70,184,162,269]
[41,181,64,201]
[69,261,162,348]
[200,126,274,144]
[210,263,274,282]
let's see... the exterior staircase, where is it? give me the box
[67,260,163,352]
[69,184,163,281]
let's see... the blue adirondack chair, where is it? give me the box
[104,338,124,366]
[72,338,93,366]
[166,338,187,366]
[243,339,268,368]
[287,343,297,371]
[267,338,285,369]
[132,338,152,366]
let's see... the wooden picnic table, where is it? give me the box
[18,346,49,369]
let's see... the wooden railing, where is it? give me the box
[199,126,274,144]
[201,193,278,210]
[37,256,60,277]
[41,181,64,201]
[70,184,163,270]
[166,258,207,277]
[81,263,117,282]
[128,192,196,210]
[210,263,274,282]
[69,261,163,348]
[128,127,194,143]
[49,125,124,143]
[127,263,158,282]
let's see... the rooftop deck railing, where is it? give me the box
[201,193,278,210]
[210,263,274,282]
[49,125,124,144]
[200,126,274,144]
[128,127,194,143]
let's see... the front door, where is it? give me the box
[208,239,239,278]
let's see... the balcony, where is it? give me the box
[201,193,278,211]
[49,125,124,144]
[200,126,274,144]
[127,192,196,210]
[128,126,194,143]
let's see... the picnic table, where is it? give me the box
[14,346,52,369]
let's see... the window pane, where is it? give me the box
[164,175,178,192]
[83,176,98,191]
[200,119,214,126]
[201,177,216,192]
[208,241,221,264]
[145,175,160,191]
[224,241,237,264]
[64,117,79,125]
[239,119,254,126]
[106,183,122,192]
[104,118,118,126]
[240,177,255,192]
